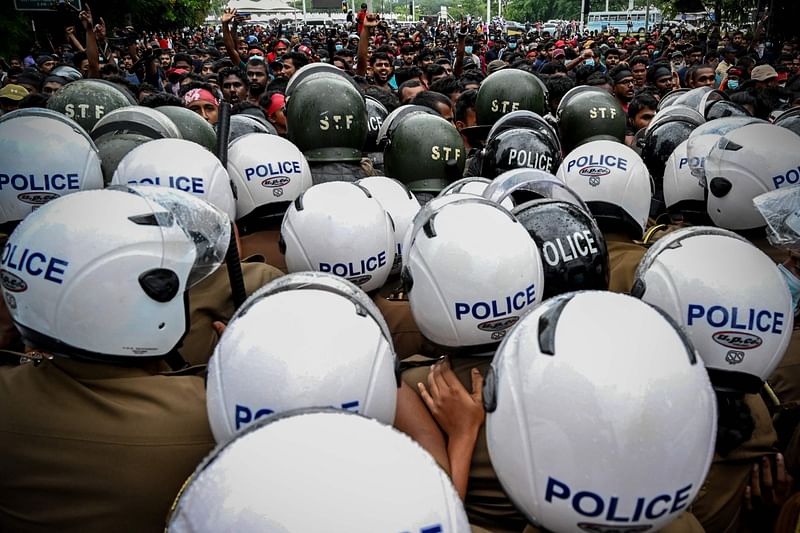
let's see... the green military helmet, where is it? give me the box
[383,113,465,193]
[286,63,363,98]
[95,133,152,186]
[475,69,547,127]
[47,79,136,132]
[557,86,626,154]
[287,75,368,163]
[156,106,217,151]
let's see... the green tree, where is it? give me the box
[89,0,224,31]
[0,4,37,59]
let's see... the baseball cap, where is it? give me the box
[552,48,565,58]
[555,40,565,48]
[751,64,778,81]
[0,84,29,101]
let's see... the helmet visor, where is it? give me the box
[484,168,590,212]
[117,184,231,287]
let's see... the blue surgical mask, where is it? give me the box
[727,79,739,90]
[464,46,473,54]
[509,43,517,50]
[584,58,595,66]
[335,44,343,52]
[779,263,800,313]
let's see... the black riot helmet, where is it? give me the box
[225,114,277,143]
[641,106,705,181]
[487,110,560,149]
[512,198,609,298]
[364,95,389,153]
[703,99,751,121]
[480,128,563,178]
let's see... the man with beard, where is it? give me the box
[609,64,635,113]
[245,57,268,102]
[220,67,247,105]
[369,52,394,89]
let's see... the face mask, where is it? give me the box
[584,58,594,66]
[335,44,343,52]
[779,264,800,313]
[509,43,517,50]
[464,46,473,54]
[727,79,739,90]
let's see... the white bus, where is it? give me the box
[586,8,661,34]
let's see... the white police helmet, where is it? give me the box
[684,117,764,183]
[632,226,793,392]
[167,409,470,532]
[206,272,398,444]
[557,140,652,238]
[484,291,716,532]
[281,181,395,292]
[0,108,103,226]
[111,138,236,221]
[440,177,515,211]
[704,123,800,230]
[404,196,544,348]
[356,176,420,275]
[226,133,312,222]
[400,192,476,269]
[1,187,229,360]
[662,139,705,214]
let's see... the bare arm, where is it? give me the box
[65,25,85,53]
[356,13,378,77]
[221,8,242,66]
[418,359,485,500]
[453,19,468,78]
[79,4,100,79]
[394,380,451,475]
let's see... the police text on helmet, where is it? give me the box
[455,283,536,321]
[772,166,800,189]
[545,477,693,523]
[687,304,785,334]
[123,176,205,194]
[541,231,599,267]
[565,154,628,174]
[507,150,553,172]
[1,243,69,285]
[235,401,360,430]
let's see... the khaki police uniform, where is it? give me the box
[403,355,528,533]
[691,393,777,533]
[769,324,800,479]
[521,511,705,532]
[181,259,283,366]
[0,354,214,532]
[373,281,436,360]
[604,232,647,294]
[239,229,287,273]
